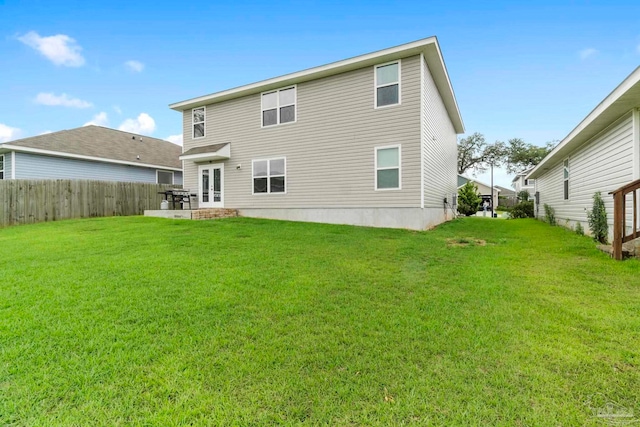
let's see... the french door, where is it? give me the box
[198,164,224,208]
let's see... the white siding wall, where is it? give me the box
[421,55,457,210]
[182,55,423,209]
[536,112,635,234]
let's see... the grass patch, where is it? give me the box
[1,217,639,425]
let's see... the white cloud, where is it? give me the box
[125,60,144,73]
[165,134,183,146]
[35,92,92,108]
[84,112,109,127]
[113,105,122,115]
[18,31,85,67]
[118,113,156,135]
[39,130,53,135]
[579,48,598,60]
[0,124,21,143]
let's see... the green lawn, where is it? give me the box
[1,216,639,425]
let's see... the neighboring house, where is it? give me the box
[170,37,464,230]
[0,126,183,185]
[527,66,640,238]
[511,169,535,197]
[457,175,500,210]
[495,185,516,199]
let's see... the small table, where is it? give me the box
[158,189,197,210]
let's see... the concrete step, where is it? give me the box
[597,244,635,259]
[144,208,239,220]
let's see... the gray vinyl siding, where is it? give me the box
[536,112,634,231]
[421,55,457,208]
[14,152,183,184]
[183,55,423,208]
[1,152,10,179]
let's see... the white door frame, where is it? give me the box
[198,163,224,208]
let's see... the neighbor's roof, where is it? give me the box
[495,185,516,195]
[169,37,464,134]
[0,125,182,170]
[457,175,501,192]
[528,66,640,179]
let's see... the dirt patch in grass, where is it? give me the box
[447,237,487,247]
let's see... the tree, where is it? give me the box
[517,190,530,202]
[457,133,505,175]
[457,181,481,216]
[587,192,608,244]
[503,138,556,174]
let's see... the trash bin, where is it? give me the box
[160,200,169,210]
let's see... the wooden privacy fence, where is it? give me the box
[0,179,179,227]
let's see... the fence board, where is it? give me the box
[0,179,178,227]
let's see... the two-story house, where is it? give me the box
[511,169,535,198]
[170,37,464,230]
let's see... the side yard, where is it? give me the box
[0,217,638,425]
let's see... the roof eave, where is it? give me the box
[0,144,182,171]
[169,37,464,133]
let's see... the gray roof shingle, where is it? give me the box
[0,125,181,169]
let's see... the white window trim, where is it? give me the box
[0,154,4,180]
[374,60,402,109]
[261,86,297,128]
[563,158,570,200]
[156,169,174,185]
[375,144,402,191]
[192,106,206,140]
[252,157,287,195]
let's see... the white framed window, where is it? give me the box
[375,60,401,108]
[192,107,205,139]
[563,159,569,200]
[261,86,296,127]
[252,157,286,194]
[156,170,174,185]
[375,145,401,190]
[0,154,4,180]
[525,179,535,186]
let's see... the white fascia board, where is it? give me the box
[528,66,640,179]
[169,37,464,134]
[2,145,182,172]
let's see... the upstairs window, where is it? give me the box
[193,107,205,139]
[525,179,535,186]
[0,154,4,179]
[262,87,296,127]
[563,159,569,200]
[253,158,286,194]
[375,61,400,108]
[375,145,401,190]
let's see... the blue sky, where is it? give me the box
[1,0,639,186]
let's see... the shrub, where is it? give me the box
[587,192,608,243]
[575,222,584,235]
[457,182,481,216]
[518,190,530,201]
[543,204,556,225]
[510,201,534,219]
